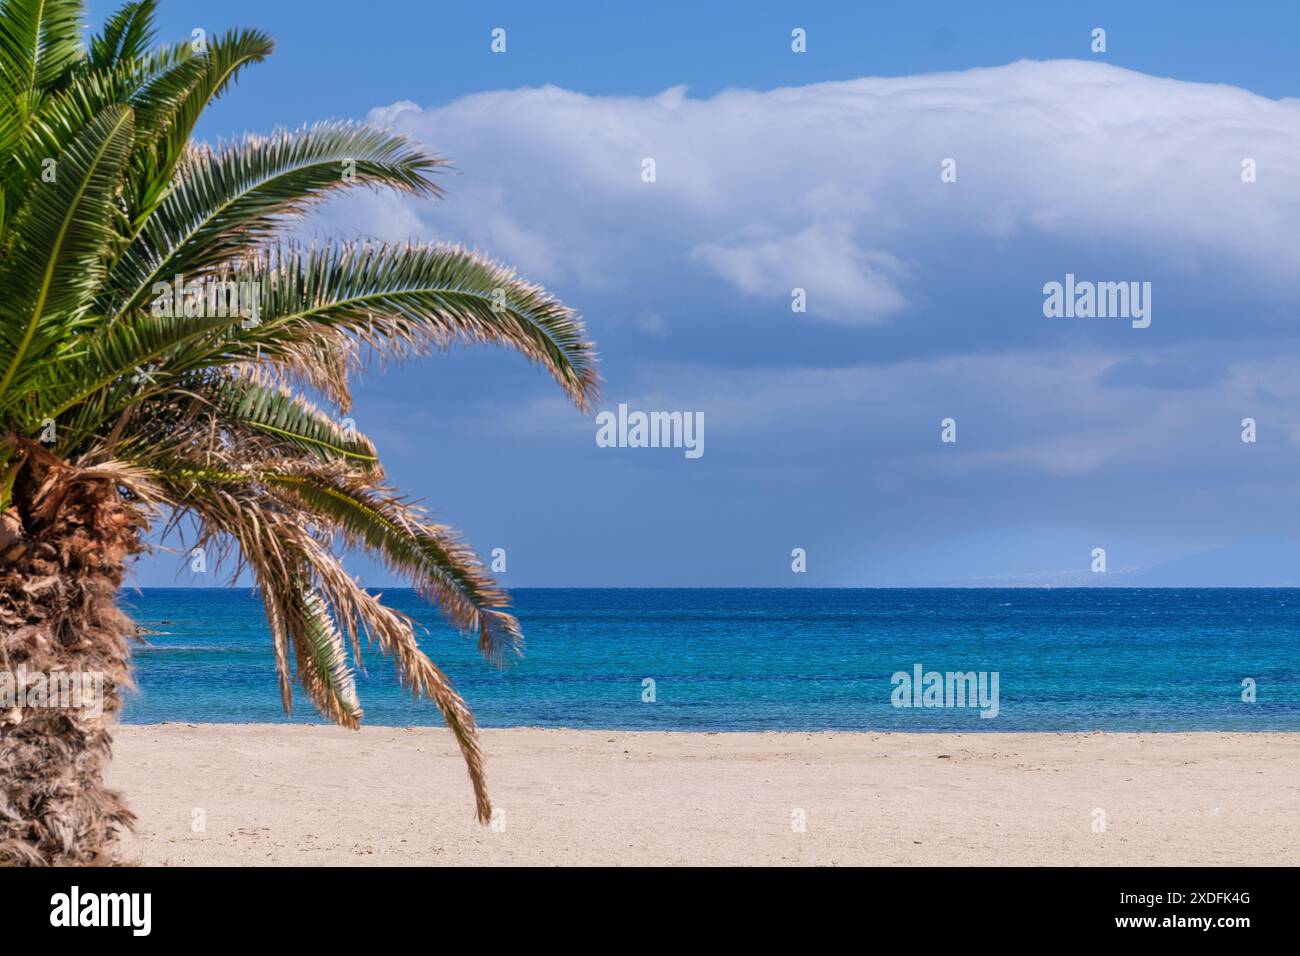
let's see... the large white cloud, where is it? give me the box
[335,59,1300,333]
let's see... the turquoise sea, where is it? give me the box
[120,588,1300,730]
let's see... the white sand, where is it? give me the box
[107,725,1300,866]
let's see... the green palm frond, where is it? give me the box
[127,27,273,216]
[3,45,188,210]
[0,0,84,113]
[203,373,378,467]
[236,242,600,410]
[44,238,599,446]
[86,0,158,71]
[145,29,271,165]
[0,103,134,405]
[27,309,241,437]
[104,122,446,316]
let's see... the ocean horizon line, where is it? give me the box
[119,584,1300,591]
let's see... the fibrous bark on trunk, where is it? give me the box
[1,454,143,866]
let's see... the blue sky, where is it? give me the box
[110,1,1300,587]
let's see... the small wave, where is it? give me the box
[134,644,251,654]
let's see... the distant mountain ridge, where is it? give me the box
[1105,534,1300,587]
[935,534,1300,588]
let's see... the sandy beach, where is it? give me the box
[107,725,1300,866]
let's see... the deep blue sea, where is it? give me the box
[119,588,1300,731]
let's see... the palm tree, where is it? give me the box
[0,0,597,865]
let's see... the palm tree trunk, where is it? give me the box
[0,461,142,865]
